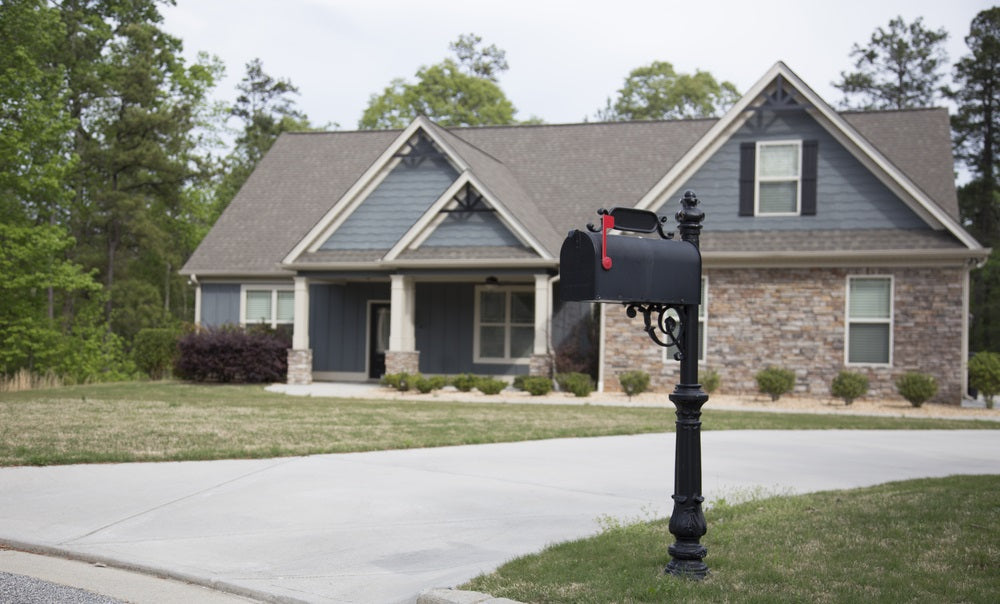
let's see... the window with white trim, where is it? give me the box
[846,276,892,365]
[243,287,294,328]
[756,140,801,215]
[475,286,534,363]
[664,277,707,363]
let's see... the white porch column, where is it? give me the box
[533,273,550,355]
[389,274,416,352]
[292,276,310,350]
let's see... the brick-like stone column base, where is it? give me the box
[529,353,553,377]
[287,349,313,385]
[385,350,420,375]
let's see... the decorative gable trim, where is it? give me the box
[636,61,983,251]
[384,171,552,261]
[282,117,471,265]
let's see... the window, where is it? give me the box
[475,286,534,363]
[846,276,892,365]
[664,277,707,363]
[756,141,801,215]
[242,286,294,327]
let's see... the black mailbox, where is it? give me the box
[559,227,701,305]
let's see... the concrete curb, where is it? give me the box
[418,588,523,604]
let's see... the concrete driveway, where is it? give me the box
[1,430,998,603]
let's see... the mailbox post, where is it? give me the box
[560,190,709,579]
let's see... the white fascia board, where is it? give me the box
[281,257,557,271]
[464,172,555,260]
[283,117,471,265]
[703,247,989,269]
[384,171,472,261]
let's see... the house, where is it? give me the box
[181,62,989,404]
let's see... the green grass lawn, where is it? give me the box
[464,474,1000,603]
[1,381,997,466]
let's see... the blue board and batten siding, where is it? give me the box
[309,283,389,373]
[320,157,459,250]
[422,212,524,247]
[659,110,928,230]
[200,284,240,326]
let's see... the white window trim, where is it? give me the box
[473,285,534,365]
[240,284,295,328]
[845,275,894,367]
[755,139,802,216]
[663,276,707,364]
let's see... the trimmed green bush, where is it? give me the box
[521,376,553,396]
[969,352,1000,409]
[755,366,796,401]
[831,370,869,405]
[896,371,938,407]
[381,372,413,391]
[700,369,721,394]
[133,328,178,380]
[556,372,594,397]
[618,370,650,400]
[512,374,528,391]
[476,377,506,395]
[451,373,478,392]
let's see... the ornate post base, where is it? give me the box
[665,383,709,579]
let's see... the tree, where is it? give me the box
[214,58,311,213]
[834,16,949,110]
[950,8,1000,353]
[359,34,517,129]
[596,61,739,121]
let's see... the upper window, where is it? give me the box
[846,276,893,365]
[475,286,534,363]
[756,141,801,215]
[243,287,294,327]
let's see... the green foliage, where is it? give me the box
[968,351,1000,408]
[451,373,478,392]
[834,16,950,110]
[895,372,938,407]
[830,370,870,405]
[174,327,289,383]
[520,376,553,396]
[755,366,797,401]
[381,372,413,392]
[359,35,517,129]
[617,371,650,400]
[476,377,507,395]
[133,328,179,380]
[556,372,595,397]
[700,369,721,394]
[414,375,449,394]
[596,61,739,121]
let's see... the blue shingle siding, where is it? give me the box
[422,211,524,247]
[320,157,459,250]
[200,284,240,327]
[663,110,928,231]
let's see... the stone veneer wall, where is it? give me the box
[385,350,420,375]
[287,349,313,385]
[602,266,966,404]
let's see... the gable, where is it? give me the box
[657,108,930,231]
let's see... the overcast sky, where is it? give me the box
[161,0,993,131]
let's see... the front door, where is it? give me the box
[368,303,390,379]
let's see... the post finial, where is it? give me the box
[676,190,704,248]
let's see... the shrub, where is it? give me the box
[556,372,594,397]
[969,352,1000,409]
[414,375,435,394]
[512,374,528,391]
[618,370,650,400]
[175,326,289,383]
[451,373,478,392]
[830,370,869,405]
[755,366,796,401]
[896,371,938,407]
[476,377,506,395]
[521,376,553,396]
[700,369,721,394]
[382,372,415,392]
[133,328,178,380]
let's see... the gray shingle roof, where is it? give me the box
[181,107,971,277]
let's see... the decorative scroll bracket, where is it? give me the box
[625,302,685,360]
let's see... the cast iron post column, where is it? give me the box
[665,190,709,578]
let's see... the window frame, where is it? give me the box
[755,139,803,216]
[662,277,708,363]
[240,284,295,328]
[845,275,894,367]
[473,285,534,364]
